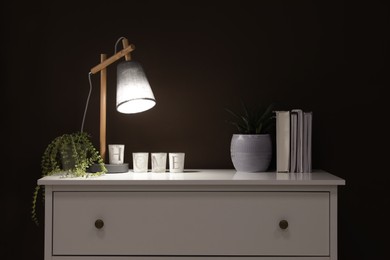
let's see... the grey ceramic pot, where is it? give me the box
[230,134,272,172]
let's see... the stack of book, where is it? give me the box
[275,109,312,173]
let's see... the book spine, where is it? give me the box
[276,111,290,173]
[303,112,313,173]
[290,112,298,173]
[292,109,303,173]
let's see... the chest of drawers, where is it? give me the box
[38,169,345,260]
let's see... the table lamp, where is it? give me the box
[87,37,155,173]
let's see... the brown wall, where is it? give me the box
[2,1,388,258]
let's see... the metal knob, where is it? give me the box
[95,219,104,229]
[279,219,288,230]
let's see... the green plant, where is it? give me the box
[226,103,275,134]
[31,132,107,225]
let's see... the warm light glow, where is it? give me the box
[117,99,156,113]
[116,60,156,114]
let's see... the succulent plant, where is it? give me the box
[226,103,275,134]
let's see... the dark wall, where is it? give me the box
[2,1,388,259]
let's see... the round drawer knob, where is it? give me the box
[279,219,288,230]
[95,219,104,229]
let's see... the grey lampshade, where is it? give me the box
[116,60,156,114]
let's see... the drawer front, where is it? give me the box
[53,191,329,256]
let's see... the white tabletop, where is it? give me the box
[38,169,345,186]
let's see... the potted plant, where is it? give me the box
[226,103,275,172]
[31,132,106,225]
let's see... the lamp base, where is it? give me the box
[88,163,129,174]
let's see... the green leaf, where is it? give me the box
[226,102,275,134]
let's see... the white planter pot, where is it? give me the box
[230,134,272,172]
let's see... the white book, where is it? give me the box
[292,109,303,173]
[303,112,313,173]
[276,111,290,173]
[290,112,298,173]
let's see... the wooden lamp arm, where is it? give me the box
[122,38,132,61]
[90,42,135,74]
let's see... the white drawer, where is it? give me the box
[52,191,329,256]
